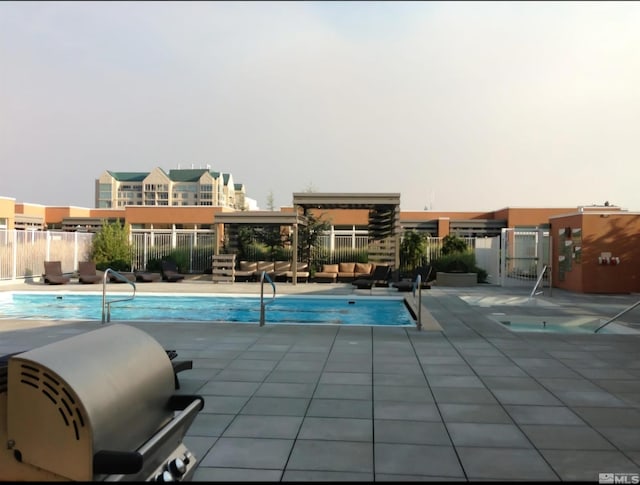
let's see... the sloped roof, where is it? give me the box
[168,169,208,182]
[107,171,147,182]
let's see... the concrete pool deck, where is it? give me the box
[1,280,640,481]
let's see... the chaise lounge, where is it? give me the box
[393,265,433,292]
[78,261,102,284]
[43,261,71,285]
[352,264,391,290]
[161,260,185,282]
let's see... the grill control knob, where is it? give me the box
[168,457,186,477]
[156,470,175,482]
[182,451,193,465]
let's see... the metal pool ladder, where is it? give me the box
[102,268,136,323]
[413,274,423,331]
[594,297,640,333]
[259,271,276,327]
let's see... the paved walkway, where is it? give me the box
[1,280,640,481]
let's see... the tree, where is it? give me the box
[298,210,331,269]
[441,234,468,255]
[91,220,133,271]
[400,230,428,272]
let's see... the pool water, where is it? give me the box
[0,292,415,326]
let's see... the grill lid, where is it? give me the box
[7,324,175,481]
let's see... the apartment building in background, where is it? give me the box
[95,167,250,210]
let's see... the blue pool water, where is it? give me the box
[0,292,415,326]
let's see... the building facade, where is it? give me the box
[95,167,248,210]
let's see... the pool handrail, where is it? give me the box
[412,274,422,331]
[528,265,548,300]
[594,297,640,333]
[259,270,276,327]
[102,268,137,324]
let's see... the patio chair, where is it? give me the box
[393,265,433,292]
[352,265,391,290]
[78,261,102,284]
[43,261,71,285]
[135,271,162,283]
[161,260,185,282]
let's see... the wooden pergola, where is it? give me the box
[213,211,308,284]
[292,193,402,268]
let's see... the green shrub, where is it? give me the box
[441,234,468,255]
[91,220,132,271]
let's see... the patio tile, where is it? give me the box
[446,423,531,448]
[200,437,293,469]
[374,401,441,421]
[540,450,640,481]
[596,427,640,451]
[374,419,451,445]
[422,364,476,376]
[374,474,464,481]
[373,385,434,402]
[298,417,372,442]
[281,470,373,481]
[473,365,527,377]
[537,377,602,392]
[481,376,545,390]
[287,440,373,473]
[439,403,513,424]
[431,387,499,404]
[240,396,310,416]
[264,370,321,383]
[201,395,250,414]
[275,360,326,372]
[255,382,316,398]
[572,407,640,427]
[198,380,261,396]
[521,425,615,450]
[313,383,372,400]
[307,398,372,419]
[319,371,372,385]
[427,375,487,388]
[374,443,464,478]
[194,467,282,481]
[212,369,271,382]
[457,447,558,480]
[374,373,428,386]
[505,405,586,425]
[554,390,629,407]
[225,358,278,371]
[324,360,372,372]
[223,415,303,439]
[493,389,562,406]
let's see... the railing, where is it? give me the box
[528,265,548,300]
[413,274,422,331]
[102,269,136,324]
[259,271,276,327]
[594,298,640,333]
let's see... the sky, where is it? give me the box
[1,1,640,212]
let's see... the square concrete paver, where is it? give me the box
[540,449,640,481]
[374,443,464,478]
[505,405,586,425]
[307,398,372,419]
[373,401,441,421]
[223,415,303,439]
[287,440,373,473]
[200,437,293,469]
[446,422,532,448]
[457,447,558,480]
[439,403,513,424]
[374,419,452,446]
[520,425,615,450]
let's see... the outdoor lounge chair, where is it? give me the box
[393,265,433,292]
[43,261,71,285]
[135,271,162,283]
[352,265,391,290]
[78,261,102,284]
[161,260,185,282]
[285,262,310,283]
[108,271,136,283]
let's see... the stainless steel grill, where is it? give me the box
[0,324,204,481]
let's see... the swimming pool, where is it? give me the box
[0,292,415,326]
[489,314,639,335]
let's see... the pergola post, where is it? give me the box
[292,223,298,286]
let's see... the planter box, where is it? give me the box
[436,272,477,287]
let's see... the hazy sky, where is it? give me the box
[2,1,640,211]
